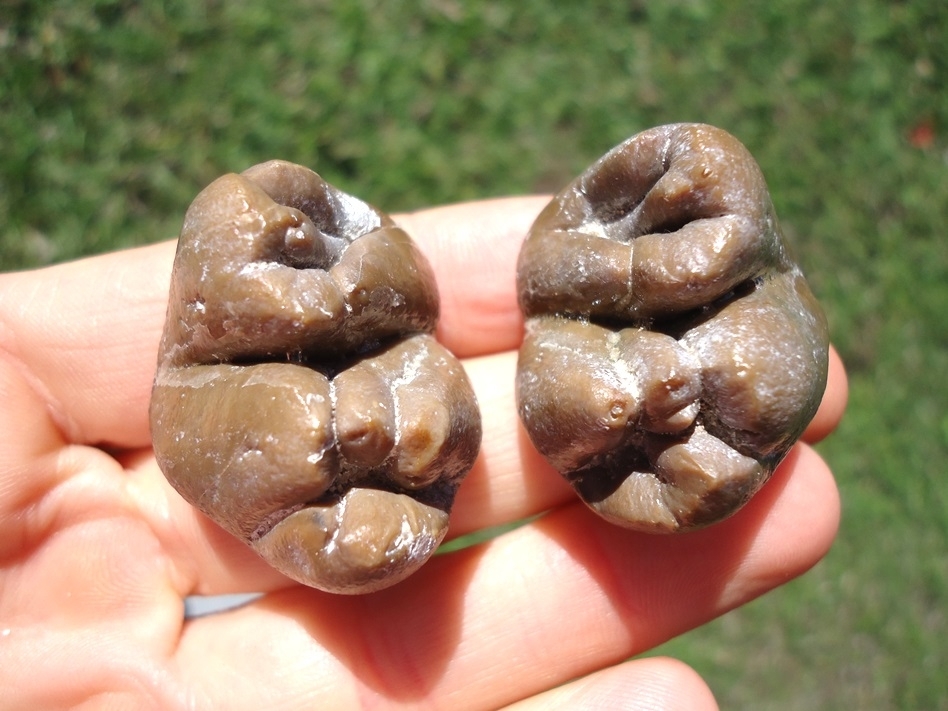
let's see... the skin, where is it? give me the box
[0,196,846,710]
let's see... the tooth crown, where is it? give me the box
[151,160,481,594]
[516,123,829,532]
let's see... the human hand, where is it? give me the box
[0,196,846,710]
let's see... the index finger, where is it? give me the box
[396,196,549,357]
[0,196,548,452]
[0,194,846,456]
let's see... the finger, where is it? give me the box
[0,194,841,453]
[134,342,846,595]
[120,447,296,596]
[500,657,718,711]
[125,349,570,596]
[0,241,176,451]
[450,338,849,539]
[0,197,545,453]
[449,350,574,536]
[802,345,848,443]
[395,196,548,358]
[172,443,837,710]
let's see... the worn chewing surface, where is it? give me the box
[516,123,829,532]
[150,160,481,593]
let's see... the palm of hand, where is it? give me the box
[0,197,845,710]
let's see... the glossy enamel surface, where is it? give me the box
[151,161,481,593]
[517,124,829,532]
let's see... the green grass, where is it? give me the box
[2,1,946,707]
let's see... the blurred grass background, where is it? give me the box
[2,0,945,707]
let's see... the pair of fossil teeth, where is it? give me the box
[150,123,829,594]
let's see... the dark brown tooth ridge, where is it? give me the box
[516,123,829,532]
[150,160,481,594]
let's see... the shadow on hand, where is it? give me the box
[198,443,801,702]
[251,526,486,702]
[532,445,802,655]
